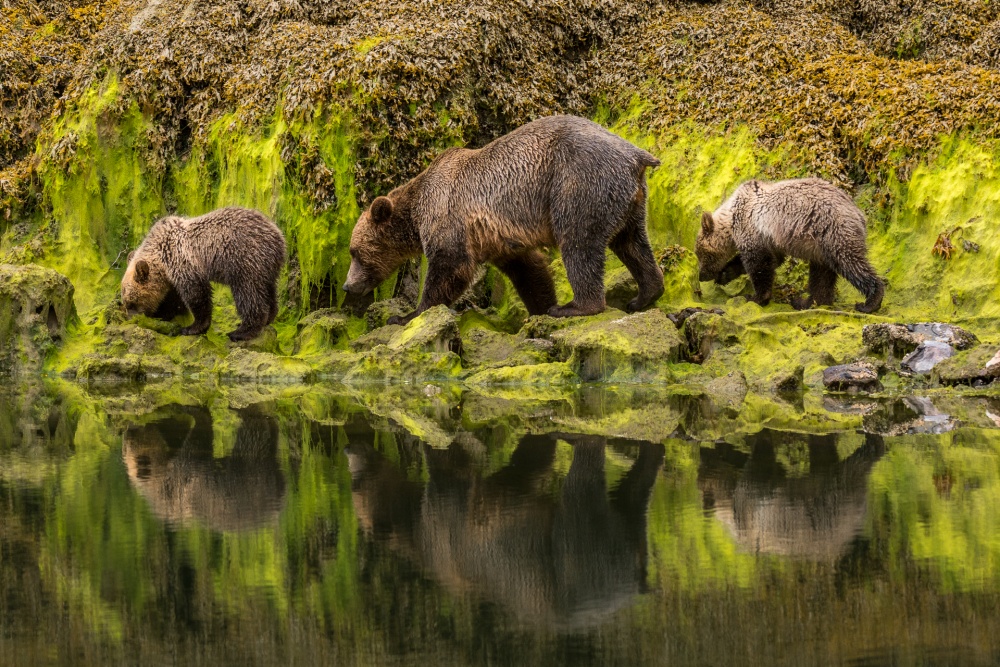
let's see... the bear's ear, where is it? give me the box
[701,211,714,236]
[135,259,150,283]
[370,197,393,225]
[127,251,135,264]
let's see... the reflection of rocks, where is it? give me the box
[699,431,886,561]
[862,397,957,436]
[122,405,286,531]
[347,432,663,628]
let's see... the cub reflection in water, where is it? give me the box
[347,432,664,628]
[699,432,886,561]
[122,405,286,531]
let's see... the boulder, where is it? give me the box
[900,340,955,374]
[667,307,724,329]
[682,311,742,363]
[364,297,414,331]
[0,264,76,377]
[216,348,315,383]
[933,345,1000,386]
[294,309,349,355]
[548,309,685,382]
[461,328,553,370]
[822,361,883,393]
[863,322,977,357]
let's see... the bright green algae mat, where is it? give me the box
[3,382,1000,665]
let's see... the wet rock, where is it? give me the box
[0,264,76,377]
[682,311,742,363]
[364,297,413,331]
[465,362,578,386]
[773,366,805,394]
[231,325,280,354]
[217,349,315,383]
[900,340,955,374]
[822,361,883,393]
[343,307,464,382]
[604,266,639,311]
[822,395,880,415]
[667,307,724,329]
[461,329,553,370]
[294,309,349,355]
[863,322,977,357]
[934,345,1000,386]
[59,322,228,381]
[549,309,684,382]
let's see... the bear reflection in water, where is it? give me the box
[347,432,664,628]
[122,405,286,531]
[699,431,886,561]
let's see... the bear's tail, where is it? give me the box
[638,150,661,169]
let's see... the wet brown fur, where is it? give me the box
[343,115,665,324]
[121,207,286,341]
[696,178,884,313]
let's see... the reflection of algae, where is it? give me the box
[869,429,1000,592]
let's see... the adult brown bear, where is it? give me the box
[342,115,665,325]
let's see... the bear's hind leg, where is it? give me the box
[792,262,837,310]
[494,250,557,316]
[609,221,664,312]
[267,283,279,325]
[388,252,476,326]
[549,244,607,318]
[228,282,271,341]
[834,256,884,314]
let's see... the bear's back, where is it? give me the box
[744,178,867,259]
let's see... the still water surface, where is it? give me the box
[1,385,999,665]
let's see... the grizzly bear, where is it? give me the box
[342,115,665,324]
[121,207,286,341]
[696,178,884,313]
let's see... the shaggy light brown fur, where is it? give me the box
[696,178,883,313]
[122,207,286,340]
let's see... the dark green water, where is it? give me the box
[2,384,1000,666]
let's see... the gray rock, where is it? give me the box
[863,322,977,357]
[900,340,955,374]
[822,362,882,393]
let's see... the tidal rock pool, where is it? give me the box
[1,382,1000,665]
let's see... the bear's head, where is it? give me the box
[695,203,739,282]
[343,194,420,295]
[121,252,174,317]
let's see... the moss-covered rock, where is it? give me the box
[231,325,280,354]
[465,362,578,386]
[461,328,554,370]
[682,311,743,363]
[863,322,978,358]
[822,361,883,393]
[934,344,1000,386]
[549,309,685,382]
[216,349,315,383]
[0,264,76,377]
[364,298,413,331]
[294,309,349,355]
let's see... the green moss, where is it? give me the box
[465,362,577,387]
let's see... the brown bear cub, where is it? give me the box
[121,207,286,341]
[696,178,884,313]
[343,115,665,325]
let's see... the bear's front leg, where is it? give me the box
[386,254,474,326]
[176,277,213,336]
[549,245,606,317]
[741,248,777,307]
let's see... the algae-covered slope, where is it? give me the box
[4,0,1000,388]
